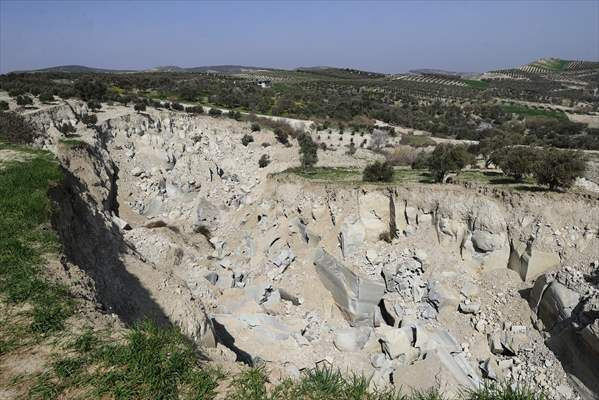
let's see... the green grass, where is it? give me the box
[400,135,437,147]
[463,80,489,89]
[0,152,73,336]
[501,104,567,120]
[534,58,568,72]
[29,320,222,400]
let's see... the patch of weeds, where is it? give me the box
[464,382,546,400]
[228,367,269,400]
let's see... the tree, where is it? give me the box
[370,129,388,151]
[134,102,146,112]
[87,100,101,111]
[427,144,474,182]
[58,122,76,135]
[241,134,254,146]
[495,146,538,181]
[363,161,394,182]
[533,149,586,190]
[0,101,9,111]
[74,79,107,101]
[251,123,261,132]
[171,102,184,111]
[258,154,270,168]
[298,133,318,168]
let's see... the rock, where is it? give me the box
[537,282,580,330]
[459,301,481,314]
[471,230,504,253]
[131,166,143,176]
[392,349,481,396]
[488,332,503,355]
[414,324,461,354]
[509,241,560,281]
[479,358,499,380]
[460,282,480,299]
[111,214,131,230]
[378,326,414,360]
[313,248,385,326]
[370,353,389,369]
[333,327,372,352]
[428,280,459,312]
[339,216,366,257]
[204,272,219,285]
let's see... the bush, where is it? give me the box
[74,79,107,101]
[16,95,33,106]
[171,102,184,111]
[346,142,356,155]
[298,134,318,168]
[186,105,203,114]
[0,100,9,111]
[533,149,586,190]
[251,123,261,132]
[208,108,222,117]
[38,92,54,103]
[81,113,98,127]
[428,144,474,182]
[258,154,270,168]
[495,146,538,181]
[134,102,146,112]
[274,128,289,145]
[0,111,36,143]
[241,134,254,146]
[363,161,394,182]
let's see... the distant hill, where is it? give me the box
[11,64,275,74]
[409,69,478,78]
[12,65,137,73]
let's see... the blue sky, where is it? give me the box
[1,0,597,74]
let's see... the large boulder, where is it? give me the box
[313,248,385,326]
[509,240,560,281]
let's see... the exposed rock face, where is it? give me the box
[313,248,385,326]
[19,99,599,398]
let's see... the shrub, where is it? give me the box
[0,111,36,143]
[533,149,586,190]
[16,95,33,106]
[400,135,436,147]
[57,122,76,135]
[428,144,474,182]
[208,108,222,117]
[171,102,184,111]
[227,110,242,120]
[274,128,289,145]
[258,154,270,168]
[251,123,261,132]
[0,100,9,111]
[298,134,318,168]
[363,161,394,182]
[241,134,254,146]
[81,113,98,127]
[495,146,538,181]
[38,92,54,103]
[134,102,146,112]
[186,105,203,114]
[74,79,107,101]
[261,142,270,147]
[87,100,101,111]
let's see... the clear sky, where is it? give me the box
[1,0,598,74]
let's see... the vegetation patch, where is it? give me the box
[501,104,567,120]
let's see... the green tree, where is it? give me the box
[298,133,318,168]
[363,161,394,182]
[533,149,586,190]
[274,128,289,145]
[0,101,9,111]
[39,92,54,103]
[495,146,538,181]
[428,144,474,182]
[241,134,254,146]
